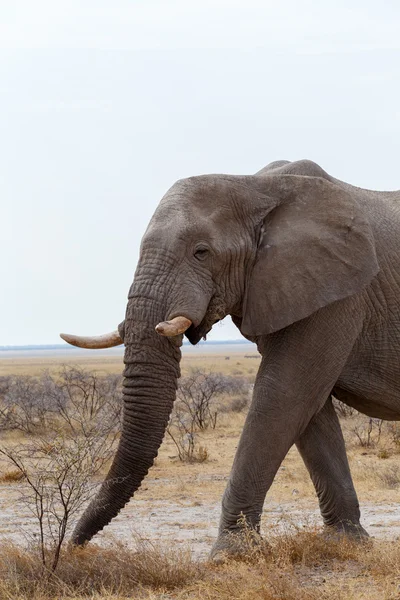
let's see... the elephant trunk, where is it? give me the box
[71,296,181,545]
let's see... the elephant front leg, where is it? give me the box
[211,380,316,560]
[296,396,368,539]
[211,298,365,561]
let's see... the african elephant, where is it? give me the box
[61,159,400,558]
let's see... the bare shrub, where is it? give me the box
[0,376,11,398]
[0,366,122,574]
[351,416,383,448]
[0,374,59,434]
[0,368,122,436]
[0,427,117,573]
[167,370,250,462]
[177,369,251,427]
[332,396,356,418]
[52,367,122,438]
[219,394,250,413]
[167,403,208,463]
[177,369,222,430]
[387,422,400,450]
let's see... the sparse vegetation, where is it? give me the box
[0,368,122,435]
[167,369,251,462]
[0,526,397,599]
[351,416,384,448]
[332,396,356,418]
[0,352,399,598]
[0,366,122,573]
[0,538,201,598]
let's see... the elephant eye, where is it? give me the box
[194,246,209,261]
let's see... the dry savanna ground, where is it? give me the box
[0,345,399,599]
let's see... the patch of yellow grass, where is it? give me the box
[0,539,202,599]
[0,350,260,378]
[0,469,24,483]
[0,530,398,600]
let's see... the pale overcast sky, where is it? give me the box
[1,0,400,345]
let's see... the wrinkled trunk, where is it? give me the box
[71,295,181,545]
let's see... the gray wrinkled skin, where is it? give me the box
[71,159,400,559]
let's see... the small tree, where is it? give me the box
[0,431,114,573]
[0,366,122,574]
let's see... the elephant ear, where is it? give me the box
[241,177,379,336]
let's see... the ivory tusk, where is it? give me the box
[60,330,123,349]
[155,316,192,337]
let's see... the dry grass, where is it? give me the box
[0,469,25,483]
[0,529,398,600]
[0,348,260,378]
[0,538,202,599]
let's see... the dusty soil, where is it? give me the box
[0,477,399,559]
[1,346,399,570]
[84,497,400,559]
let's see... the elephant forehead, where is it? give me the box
[158,175,248,215]
[142,175,255,248]
[143,210,228,248]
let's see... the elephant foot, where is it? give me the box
[323,521,370,544]
[210,528,269,564]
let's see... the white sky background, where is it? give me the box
[1,1,400,345]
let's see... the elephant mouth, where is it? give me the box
[185,296,226,345]
[185,321,217,345]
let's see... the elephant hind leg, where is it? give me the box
[296,396,368,538]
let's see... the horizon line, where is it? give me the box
[0,339,253,351]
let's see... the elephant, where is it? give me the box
[61,158,400,559]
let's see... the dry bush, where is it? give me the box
[0,429,117,573]
[0,374,59,434]
[387,422,400,450]
[332,396,356,418]
[0,368,122,436]
[0,366,122,573]
[168,369,251,462]
[53,366,122,438]
[349,415,383,448]
[219,394,250,413]
[167,403,209,463]
[177,369,251,429]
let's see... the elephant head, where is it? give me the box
[63,171,378,545]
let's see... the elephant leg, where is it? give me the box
[211,298,365,560]
[296,396,368,538]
